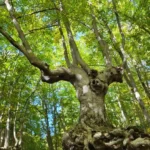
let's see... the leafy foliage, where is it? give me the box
[0,0,149,149]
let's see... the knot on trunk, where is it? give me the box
[90,78,108,94]
[109,67,123,83]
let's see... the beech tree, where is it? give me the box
[0,0,150,150]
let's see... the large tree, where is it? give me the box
[0,0,150,149]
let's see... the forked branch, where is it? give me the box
[59,0,91,74]
[89,3,112,67]
[0,0,75,84]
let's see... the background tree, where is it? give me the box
[0,0,149,150]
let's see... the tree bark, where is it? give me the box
[59,0,90,74]
[135,65,150,99]
[90,5,112,67]
[117,96,127,124]
[62,66,123,149]
[3,109,10,149]
[62,66,150,150]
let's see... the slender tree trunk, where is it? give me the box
[13,115,18,146]
[102,0,150,123]
[13,104,22,150]
[124,70,150,123]
[128,54,150,99]
[112,0,150,122]
[4,109,10,149]
[91,6,112,67]
[0,130,4,147]
[17,123,23,150]
[134,65,150,99]
[46,129,54,150]
[117,96,127,124]
[42,99,54,150]
[53,103,58,150]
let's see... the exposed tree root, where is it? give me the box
[62,125,150,150]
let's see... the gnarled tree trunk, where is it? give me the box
[62,67,150,150]
[62,66,125,150]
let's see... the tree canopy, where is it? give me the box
[0,0,150,150]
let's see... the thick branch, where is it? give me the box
[58,20,71,67]
[5,0,32,52]
[41,67,75,83]
[112,0,125,50]
[106,66,123,84]
[2,0,76,84]
[52,0,71,67]
[90,4,112,67]
[3,0,51,71]
[0,27,26,54]
[89,66,123,95]
[0,27,45,70]
[92,15,112,67]
[59,0,90,74]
